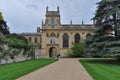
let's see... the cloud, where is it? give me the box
[0,0,101,33]
[26,4,39,10]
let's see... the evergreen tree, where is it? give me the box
[0,12,10,34]
[84,0,120,59]
[93,0,120,39]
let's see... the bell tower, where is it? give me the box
[45,6,61,26]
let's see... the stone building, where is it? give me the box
[21,7,95,58]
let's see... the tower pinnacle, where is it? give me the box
[46,6,48,12]
[70,20,72,25]
[82,19,84,25]
[57,6,59,12]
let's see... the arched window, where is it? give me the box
[57,33,59,38]
[86,33,92,38]
[51,18,55,25]
[63,33,69,48]
[74,33,80,43]
[50,33,56,37]
[46,33,49,37]
[34,37,37,43]
[50,33,56,44]
[29,37,31,41]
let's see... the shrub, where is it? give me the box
[65,41,84,58]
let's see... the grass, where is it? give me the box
[80,58,120,80]
[0,58,58,80]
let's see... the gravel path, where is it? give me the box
[16,58,93,80]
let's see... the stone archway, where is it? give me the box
[49,47,57,58]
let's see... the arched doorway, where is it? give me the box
[49,47,57,57]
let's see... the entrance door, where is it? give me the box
[49,47,56,57]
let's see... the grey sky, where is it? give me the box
[0,0,100,33]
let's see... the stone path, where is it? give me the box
[16,58,93,80]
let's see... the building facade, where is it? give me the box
[21,7,95,58]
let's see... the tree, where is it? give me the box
[0,12,10,34]
[83,31,118,58]
[71,42,84,57]
[6,34,36,59]
[93,0,120,39]
[0,12,3,20]
[66,41,84,58]
[83,0,120,59]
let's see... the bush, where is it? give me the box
[0,33,36,62]
[0,32,5,44]
[6,34,35,58]
[65,41,84,58]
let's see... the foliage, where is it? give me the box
[0,32,6,62]
[0,12,3,20]
[80,59,120,80]
[5,34,35,49]
[0,58,57,80]
[0,12,35,62]
[0,20,10,34]
[84,31,120,59]
[66,42,84,57]
[83,0,120,59]
[0,33,36,62]
[0,32,5,44]
[0,12,9,34]
[9,49,21,60]
[5,34,36,58]
[93,0,120,39]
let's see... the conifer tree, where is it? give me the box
[0,12,10,34]
[84,0,120,59]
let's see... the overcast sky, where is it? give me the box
[0,0,100,33]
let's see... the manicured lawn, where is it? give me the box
[80,58,120,80]
[0,58,58,80]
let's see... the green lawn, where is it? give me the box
[80,58,120,80]
[0,58,57,80]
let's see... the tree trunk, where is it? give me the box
[113,14,119,39]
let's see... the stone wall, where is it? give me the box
[0,45,38,64]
